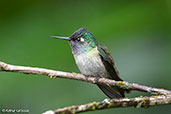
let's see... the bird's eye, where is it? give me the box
[76,37,84,42]
[77,37,80,41]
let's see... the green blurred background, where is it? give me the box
[0,0,171,114]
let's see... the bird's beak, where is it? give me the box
[51,36,70,41]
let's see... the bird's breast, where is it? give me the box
[73,47,108,78]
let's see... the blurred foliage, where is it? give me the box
[0,0,170,113]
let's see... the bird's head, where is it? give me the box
[52,28,98,54]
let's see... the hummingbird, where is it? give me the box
[52,28,128,98]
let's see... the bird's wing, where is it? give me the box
[97,43,123,81]
[97,43,126,98]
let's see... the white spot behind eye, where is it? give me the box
[80,37,84,42]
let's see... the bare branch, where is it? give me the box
[43,95,171,114]
[0,61,171,95]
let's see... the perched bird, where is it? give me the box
[52,28,128,98]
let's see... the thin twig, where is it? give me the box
[43,95,171,114]
[0,61,171,95]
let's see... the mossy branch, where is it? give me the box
[43,95,171,114]
[0,61,171,114]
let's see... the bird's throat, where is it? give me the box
[70,41,96,55]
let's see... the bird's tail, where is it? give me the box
[97,84,125,98]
